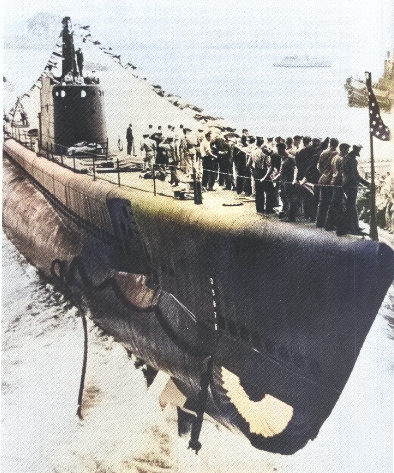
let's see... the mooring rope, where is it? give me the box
[76,306,89,420]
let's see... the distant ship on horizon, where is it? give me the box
[274,55,332,68]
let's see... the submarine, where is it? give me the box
[3,17,394,455]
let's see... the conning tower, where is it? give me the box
[39,17,107,154]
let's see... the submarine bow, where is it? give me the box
[58,183,394,455]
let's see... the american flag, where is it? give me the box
[365,72,390,141]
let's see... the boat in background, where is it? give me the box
[273,55,331,68]
[344,50,394,112]
[344,77,392,111]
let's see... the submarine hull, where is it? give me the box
[2,157,83,278]
[3,138,394,454]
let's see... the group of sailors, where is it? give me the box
[376,172,394,233]
[130,123,371,237]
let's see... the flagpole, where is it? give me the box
[365,71,379,241]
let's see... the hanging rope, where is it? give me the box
[76,305,89,420]
[50,258,89,420]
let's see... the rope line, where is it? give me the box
[4,131,372,193]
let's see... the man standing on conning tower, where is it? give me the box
[76,48,84,77]
[61,17,77,79]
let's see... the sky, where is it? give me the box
[2,0,393,55]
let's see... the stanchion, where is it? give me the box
[193,168,203,205]
[153,164,157,196]
[117,159,121,186]
[93,155,96,181]
[365,72,379,241]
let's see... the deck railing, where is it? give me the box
[5,127,382,223]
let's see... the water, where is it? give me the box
[2,33,394,472]
[2,233,173,473]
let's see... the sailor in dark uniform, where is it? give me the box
[324,143,350,232]
[295,136,315,219]
[76,48,84,76]
[300,137,329,222]
[267,144,283,211]
[20,111,28,126]
[293,135,303,152]
[234,135,252,196]
[152,126,165,165]
[315,138,339,228]
[272,142,298,222]
[341,144,370,235]
[126,124,134,155]
[212,133,231,188]
[200,131,217,190]
[252,138,275,213]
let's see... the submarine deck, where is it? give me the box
[89,153,363,243]
[5,137,394,248]
[93,156,394,250]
